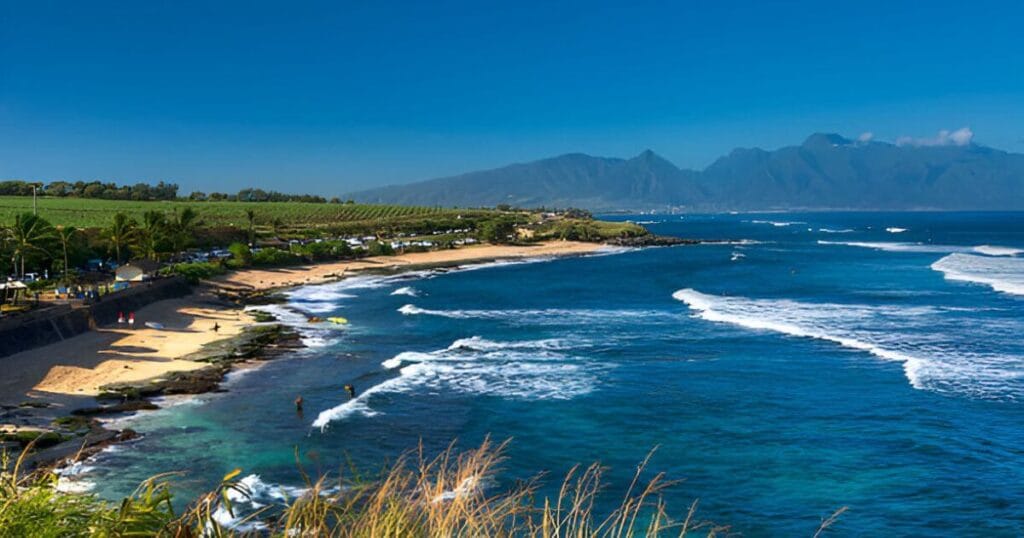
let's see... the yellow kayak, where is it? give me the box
[327,317,349,325]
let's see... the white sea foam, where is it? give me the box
[314,337,597,431]
[672,288,1024,399]
[211,473,337,531]
[391,286,419,297]
[247,304,342,349]
[886,227,908,233]
[398,304,677,324]
[817,240,953,253]
[750,220,806,227]
[731,251,745,261]
[445,336,571,352]
[819,241,1023,257]
[931,253,1024,296]
[972,245,1024,257]
[819,228,855,233]
[53,460,97,493]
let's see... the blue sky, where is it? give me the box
[2,1,1023,195]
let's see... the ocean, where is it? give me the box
[73,212,1023,535]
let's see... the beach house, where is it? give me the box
[114,260,161,282]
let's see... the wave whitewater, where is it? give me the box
[313,337,597,431]
[398,304,679,324]
[931,253,1024,296]
[819,241,1023,256]
[672,288,1024,399]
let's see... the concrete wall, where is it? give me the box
[0,276,192,358]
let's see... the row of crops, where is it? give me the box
[0,197,498,229]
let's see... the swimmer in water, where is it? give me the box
[344,384,356,398]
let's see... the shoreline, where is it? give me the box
[211,240,606,297]
[1,240,612,470]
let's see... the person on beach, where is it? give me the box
[128,312,135,330]
[344,384,356,398]
[118,312,125,325]
[212,322,220,333]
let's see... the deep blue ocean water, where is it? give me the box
[76,212,1024,535]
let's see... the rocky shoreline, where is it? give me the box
[3,237,712,474]
[2,316,302,472]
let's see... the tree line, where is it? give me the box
[1,209,202,282]
[0,180,180,201]
[0,180,353,204]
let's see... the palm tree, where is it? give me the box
[8,212,55,278]
[167,208,201,255]
[55,225,79,283]
[140,210,168,260]
[245,209,257,247]
[108,212,139,264]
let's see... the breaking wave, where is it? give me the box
[672,288,1024,399]
[932,253,1024,296]
[750,220,806,227]
[398,304,679,325]
[391,286,419,297]
[313,337,597,431]
[819,241,1022,257]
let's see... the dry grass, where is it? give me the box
[2,435,846,537]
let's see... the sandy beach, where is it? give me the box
[0,294,251,407]
[0,241,603,408]
[213,240,604,291]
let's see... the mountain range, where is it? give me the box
[347,133,1024,211]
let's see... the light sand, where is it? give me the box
[0,241,603,407]
[213,240,604,292]
[0,294,251,405]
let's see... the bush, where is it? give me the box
[366,240,395,256]
[252,248,300,267]
[163,261,226,284]
[227,242,252,267]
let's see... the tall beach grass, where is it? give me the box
[2,436,845,536]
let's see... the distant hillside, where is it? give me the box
[348,134,1024,211]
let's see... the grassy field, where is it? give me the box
[0,196,496,231]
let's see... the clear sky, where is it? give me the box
[2,1,1023,195]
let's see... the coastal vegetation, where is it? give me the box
[0,438,776,537]
[0,193,647,292]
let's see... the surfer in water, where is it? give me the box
[294,395,304,415]
[344,384,356,398]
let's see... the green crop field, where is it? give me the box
[0,196,497,231]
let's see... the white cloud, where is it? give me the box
[857,132,874,143]
[896,127,974,147]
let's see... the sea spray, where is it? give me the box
[931,253,1024,296]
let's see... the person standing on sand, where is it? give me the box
[128,312,135,330]
[212,322,220,333]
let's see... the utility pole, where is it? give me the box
[32,185,38,215]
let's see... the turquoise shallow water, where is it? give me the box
[78,212,1024,535]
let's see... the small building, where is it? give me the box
[115,260,161,282]
[515,227,535,240]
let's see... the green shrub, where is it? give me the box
[162,261,226,284]
[227,242,252,267]
[252,247,300,267]
[366,240,395,256]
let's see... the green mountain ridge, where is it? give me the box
[348,134,1024,210]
